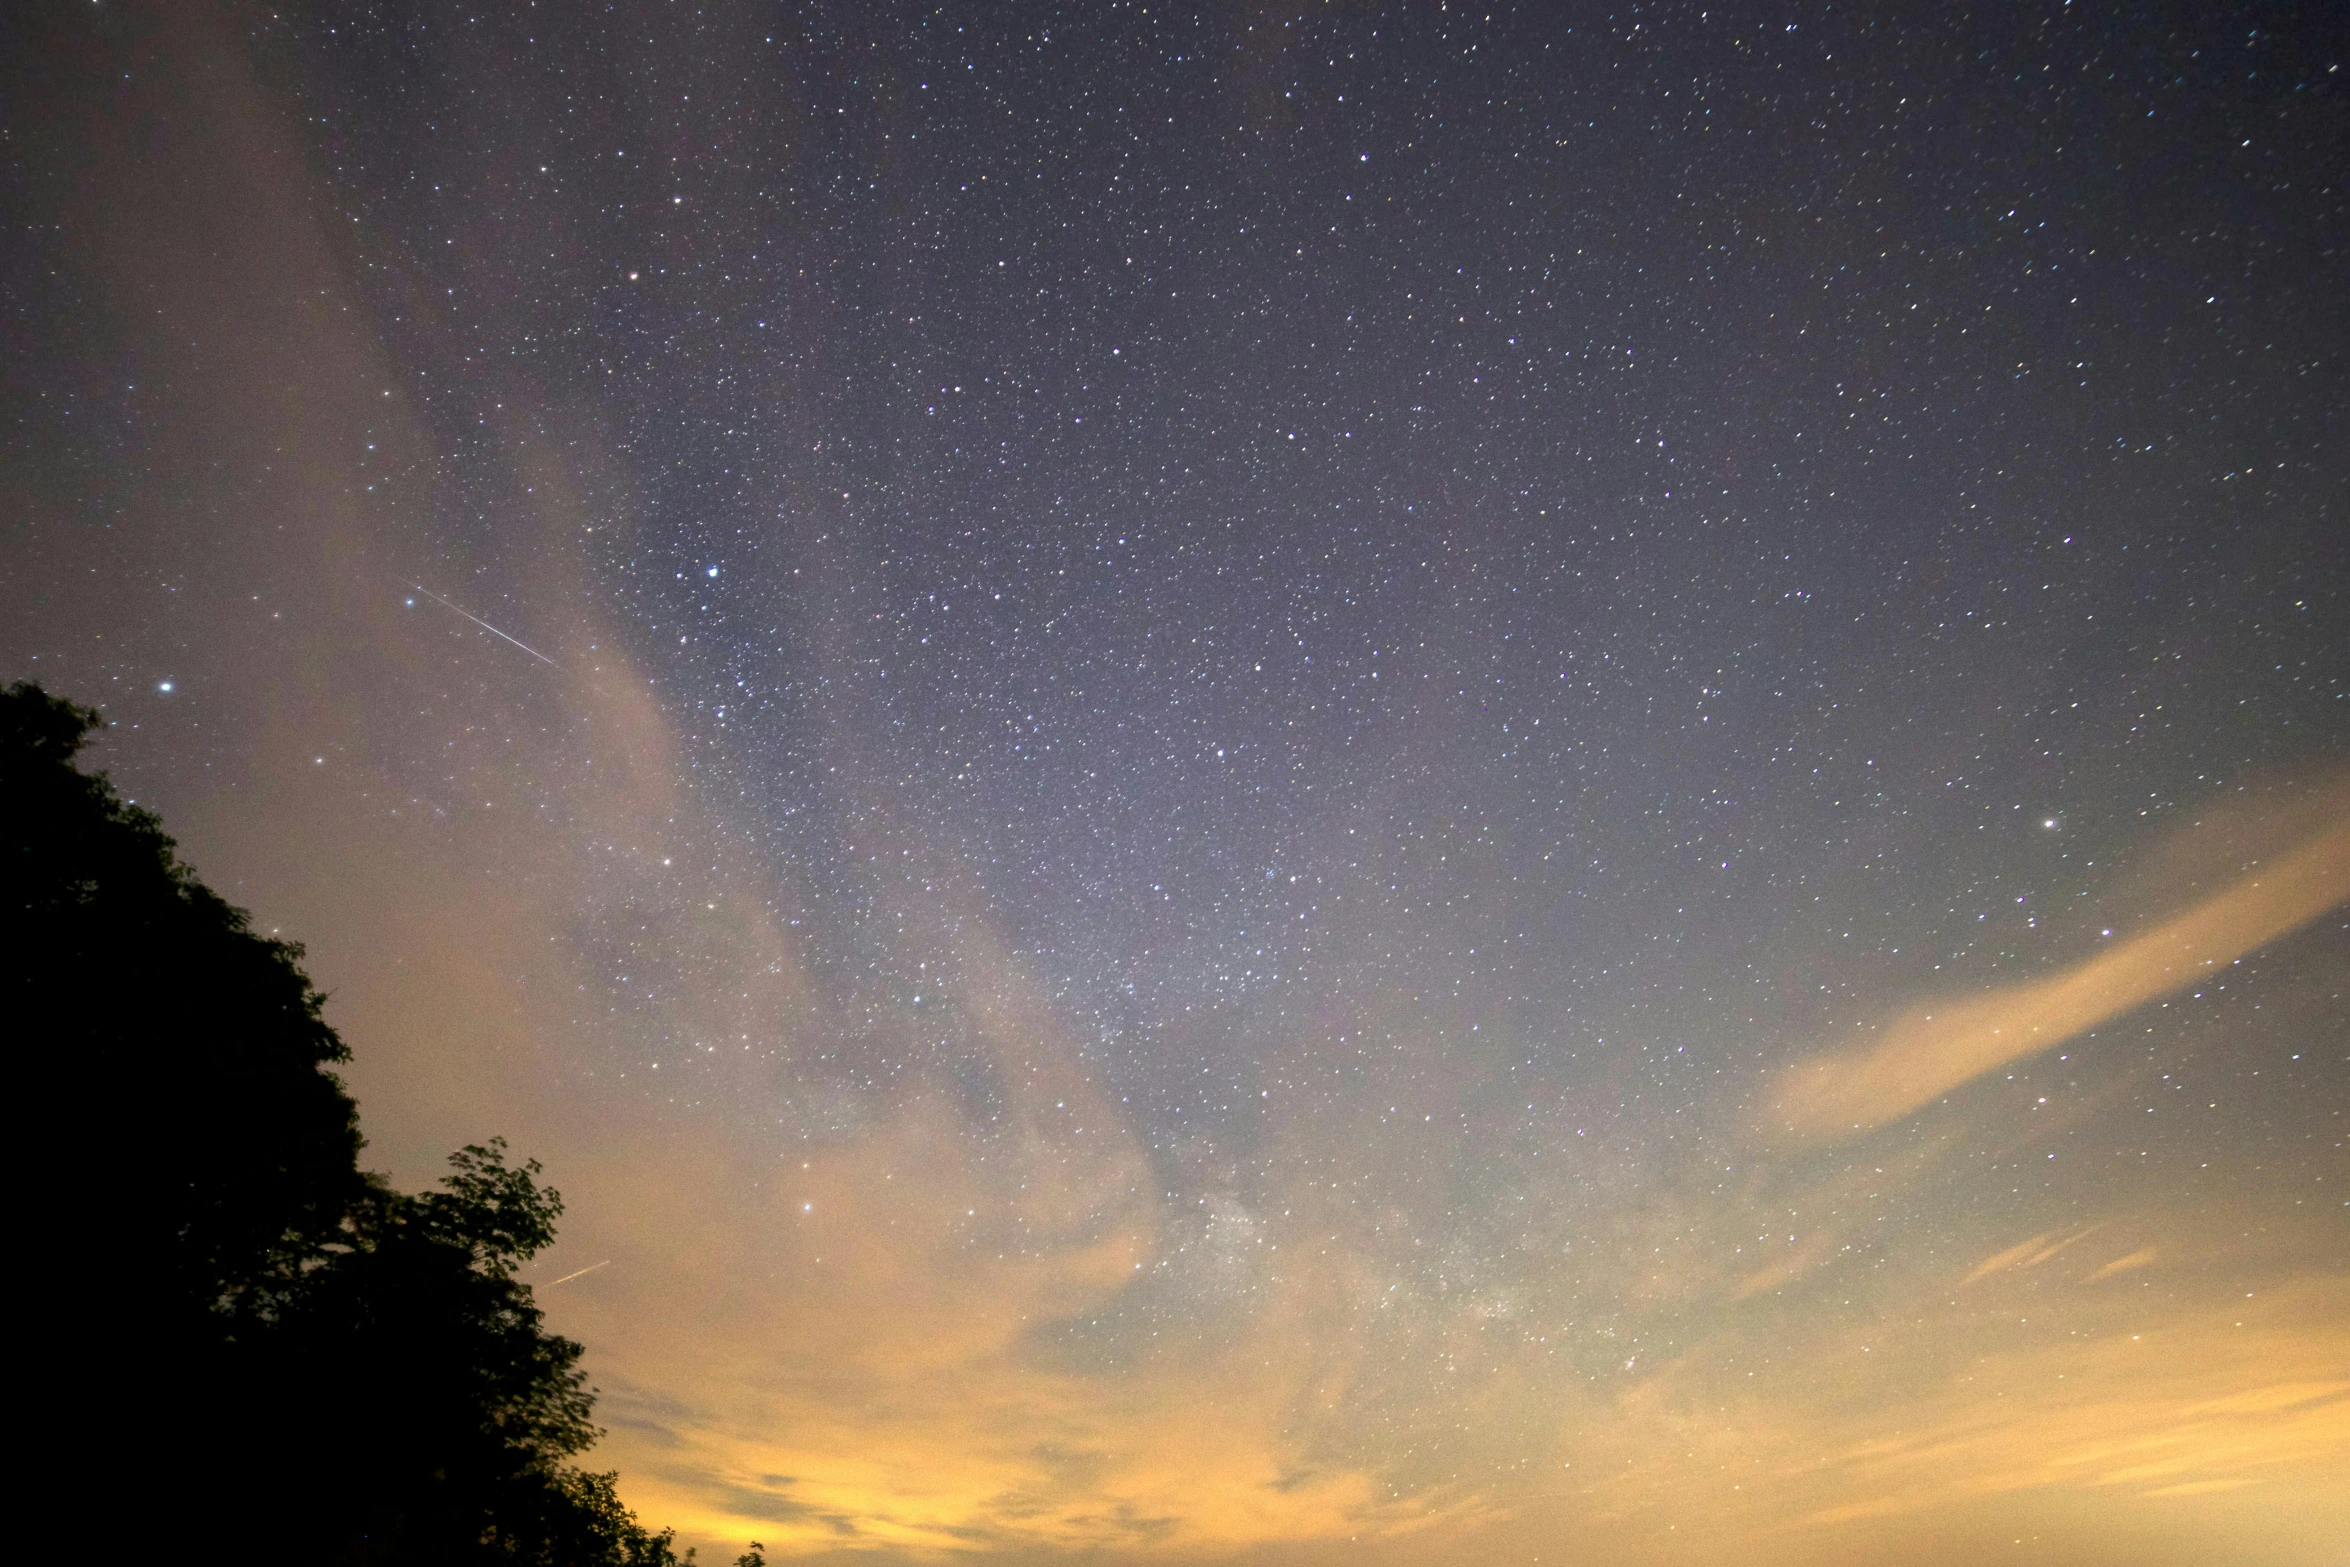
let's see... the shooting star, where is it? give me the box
[545,1259,612,1287]
[409,584,560,666]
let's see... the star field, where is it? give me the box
[3,2,2345,1561]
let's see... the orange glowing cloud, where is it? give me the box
[2085,1247,2159,1283]
[1958,1227,2100,1287]
[1765,800,2350,1143]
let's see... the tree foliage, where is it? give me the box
[5,684,366,1326]
[3,683,744,1564]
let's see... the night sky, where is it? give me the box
[6,3,2348,1562]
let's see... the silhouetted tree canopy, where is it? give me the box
[3,683,742,1564]
[4,684,367,1323]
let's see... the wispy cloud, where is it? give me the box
[2085,1248,2159,1283]
[1764,802,2350,1143]
[1960,1227,2100,1287]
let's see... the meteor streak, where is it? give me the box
[410,584,560,666]
[545,1260,612,1287]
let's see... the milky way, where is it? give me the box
[4,4,2346,1562]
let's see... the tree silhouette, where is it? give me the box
[4,685,367,1327]
[3,683,739,1564]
